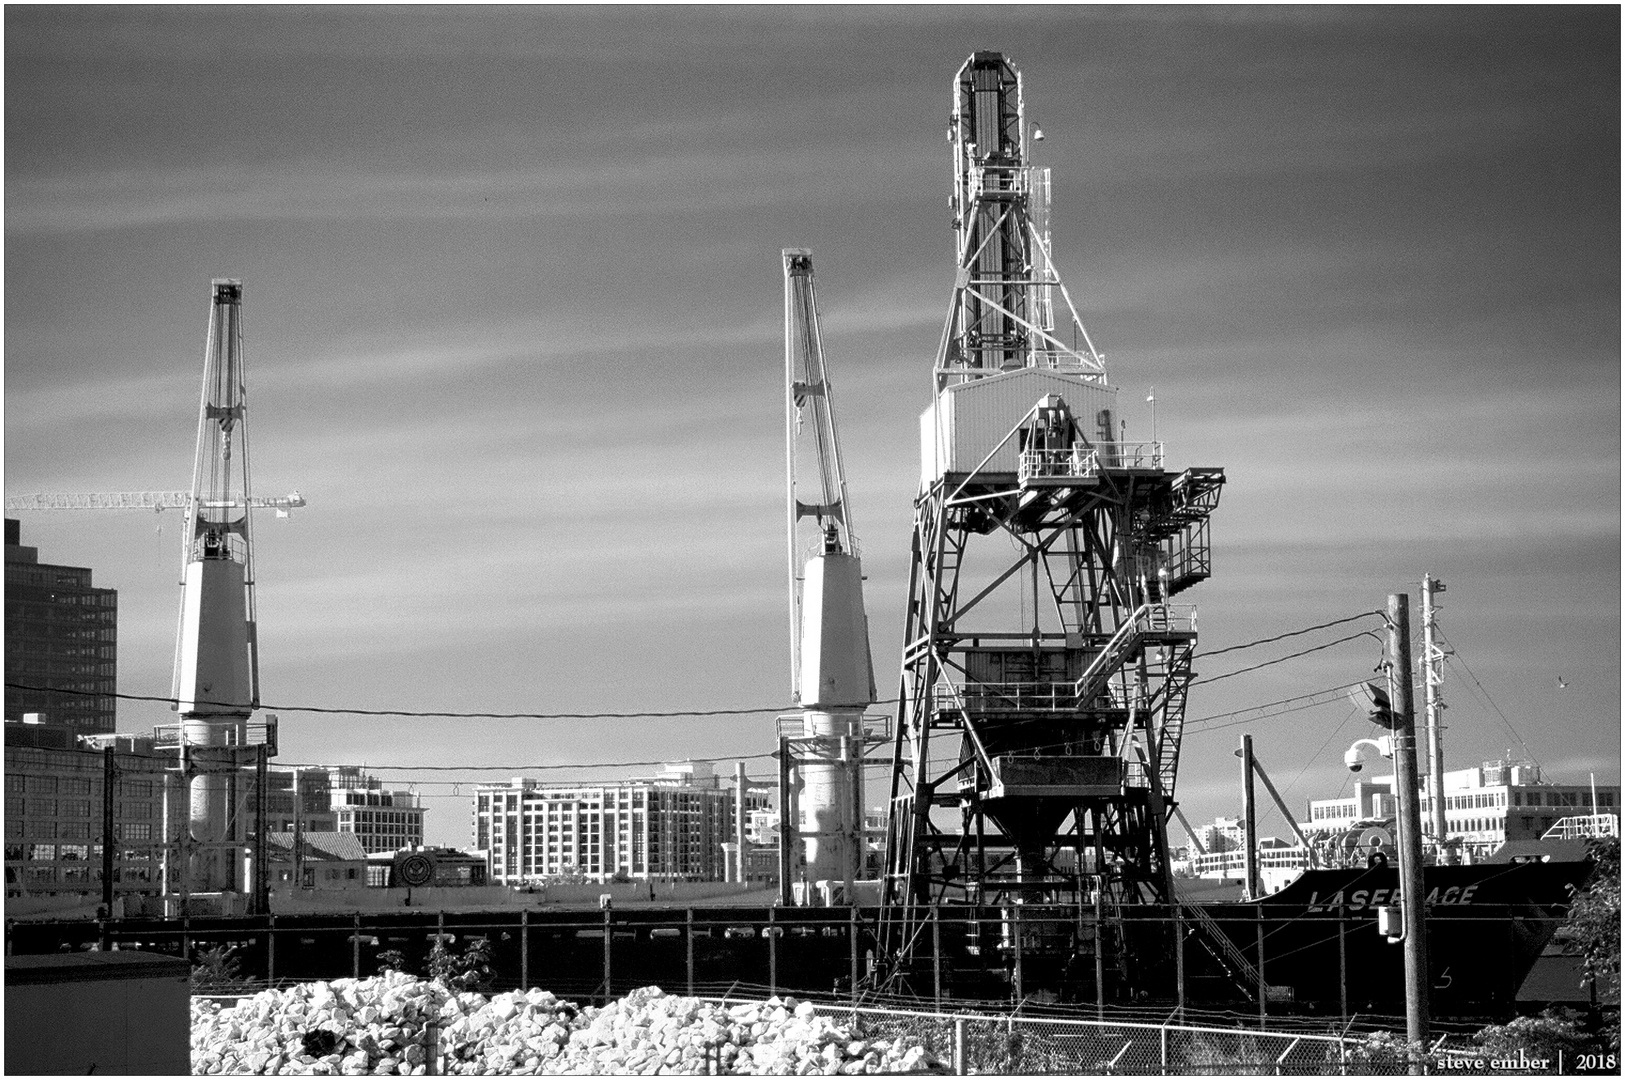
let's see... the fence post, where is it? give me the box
[1173,903,1185,1018]
[1337,901,1348,1027]
[686,908,695,996]
[849,904,859,1008]
[953,1018,966,1075]
[1256,903,1267,1025]
[425,1020,439,1075]
[353,912,362,978]
[521,909,530,990]
[603,906,613,1005]
[931,902,943,1011]
[267,913,276,985]
[768,906,777,997]
[1160,1022,1168,1076]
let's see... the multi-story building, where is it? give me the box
[1304,759,1619,858]
[4,719,169,902]
[328,766,425,854]
[473,761,771,885]
[263,768,339,834]
[4,518,117,734]
[5,719,343,903]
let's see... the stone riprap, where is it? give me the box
[191,976,948,1075]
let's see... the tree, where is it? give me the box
[1565,836,1620,1051]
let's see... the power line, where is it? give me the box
[1435,630,1540,766]
[1196,611,1384,659]
[1192,630,1383,686]
[3,681,896,721]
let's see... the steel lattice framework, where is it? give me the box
[871,53,1225,999]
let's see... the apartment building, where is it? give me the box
[473,761,770,885]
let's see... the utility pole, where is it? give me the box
[1240,733,1260,900]
[1387,593,1431,1070]
[1420,575,1448,857]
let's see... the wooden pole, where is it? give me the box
[1387,592,1430,1070]
[521,910,530,990]
[1241,734,1259,900]
[686,908,695,996]
[1421,575,1449,854]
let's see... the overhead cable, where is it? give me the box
[1196,611,1384,658]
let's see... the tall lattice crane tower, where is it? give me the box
[777,250,887,905]
[873,53,1225,999]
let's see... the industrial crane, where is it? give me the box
[5,491,305,513]
[776,249,885,906]
[166,277,271,899]
[874,53,1226,1002]
[7,280,284,907]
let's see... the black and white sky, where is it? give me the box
[6,6,1619,847]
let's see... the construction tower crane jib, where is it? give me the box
[875,53,1227,999]
[781,249,882,900]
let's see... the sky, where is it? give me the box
[5,6,1619,850]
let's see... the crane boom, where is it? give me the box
[4,491,305,512]
[784,248,861,695]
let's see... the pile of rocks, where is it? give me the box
[192,977,949,1075]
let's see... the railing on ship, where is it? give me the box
[1542,813,1620,840]
[1184,847,1314,880]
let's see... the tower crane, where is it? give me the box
[776,249,886,906]
[5,491,305,513]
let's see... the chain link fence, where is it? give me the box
[752,999,1426,1075]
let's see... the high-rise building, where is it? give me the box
[5,519,117,734]
[473,761,771,885]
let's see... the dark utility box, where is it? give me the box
[5,949,191,1074]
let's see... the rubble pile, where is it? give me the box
[192,976,948,1075]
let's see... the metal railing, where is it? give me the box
[1542,813,1619,840]
[1018,447,1100,485]
[944,681,1079,714]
